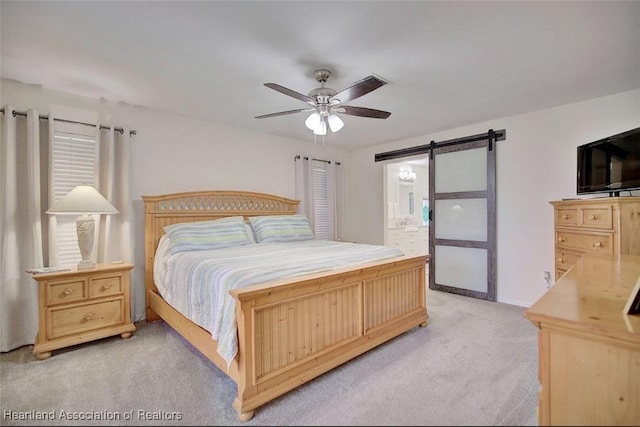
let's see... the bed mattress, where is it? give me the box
[154,238,404,366]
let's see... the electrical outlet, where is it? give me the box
[544,271,552,288]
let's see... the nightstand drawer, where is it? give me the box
[33,263,135,359]
[48,298,124,339]
[89,274,123,298]
[47,279,87,305]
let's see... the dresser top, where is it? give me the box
[550,196,640,206]
[525,253,640,342]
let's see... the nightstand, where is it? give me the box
[32,263,136,360]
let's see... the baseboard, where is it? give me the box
[496,296,532,308]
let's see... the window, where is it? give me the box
[312,160,329,240]
[50,128,98,267]
[295,156,343,241]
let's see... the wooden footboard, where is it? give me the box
[142,190,429,421]
[231,254,428,418]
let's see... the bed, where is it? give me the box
[143,190,429,421]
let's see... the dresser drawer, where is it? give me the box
[47,279,87,305]
[89,274,123,298]
[556,231,613,255]
[580,206,613,229]
[556,205,614,230]
[555,269,568,281]
[555,250,582,271]
[556,208,578,227]
[47,298,125,339]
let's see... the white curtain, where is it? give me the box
[96,125,133,264]
[327,161,345,241]
[47,116,59,266]
[1,107,44,352]
[1,109,133,352]
[294,155,314,226]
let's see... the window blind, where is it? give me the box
[51,131,98,267]
[312,160,329,240]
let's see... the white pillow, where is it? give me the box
[163,216,251,254]
[248,214,315,243]
[153,234,172,294]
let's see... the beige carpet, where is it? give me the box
[1,289,539,426]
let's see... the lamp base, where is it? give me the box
[77,260,97,270]
[76,215,96,270]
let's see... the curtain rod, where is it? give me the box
[0,108,137,136]
[294,155,341,166]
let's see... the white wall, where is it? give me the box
[1,79,349,321]
[346,88,640,307]
[4,78,639,314]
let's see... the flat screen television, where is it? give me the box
[577,126,640,196]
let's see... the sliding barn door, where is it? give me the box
[428,134,496,301]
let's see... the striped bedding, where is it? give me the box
[154,239,404,366]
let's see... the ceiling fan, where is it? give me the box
[255,69,391,135]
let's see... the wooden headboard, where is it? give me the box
[141,190,299,315]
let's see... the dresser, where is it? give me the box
[525,253,640,425]
[32,263,136,359]
[550,197,640,280]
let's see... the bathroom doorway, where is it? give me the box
[384,157,429,258]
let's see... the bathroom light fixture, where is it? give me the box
[46,185,118,270]
[399,169,417,183]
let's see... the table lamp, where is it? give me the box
[46,185,119,270]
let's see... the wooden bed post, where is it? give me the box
[143,198,161,322]
[232,297,256,421]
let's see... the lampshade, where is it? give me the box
[46,185,118,270]
[313,120,327,136]
[305,112,321,131]
[327,114,344,132]
[46,185,119,215]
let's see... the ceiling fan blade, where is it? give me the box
[264,83,314,105]
[255,108,309,119]
[332,75,387,104]
[339,105,391,119]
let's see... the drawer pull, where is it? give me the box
[558,257,564,263]
[561,214,570,220]
[84,313,93,321]
[557,236,565,243]
[592,241,603,248]
[589,214,598,220]
[63,288,72,295]
[102,282,112,290]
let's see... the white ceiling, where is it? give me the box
[2,1,639,149]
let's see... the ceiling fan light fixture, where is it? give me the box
[328,114,344,132]
[305,112,321,130]
[313,120,327,136]
[258,69,391,140]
